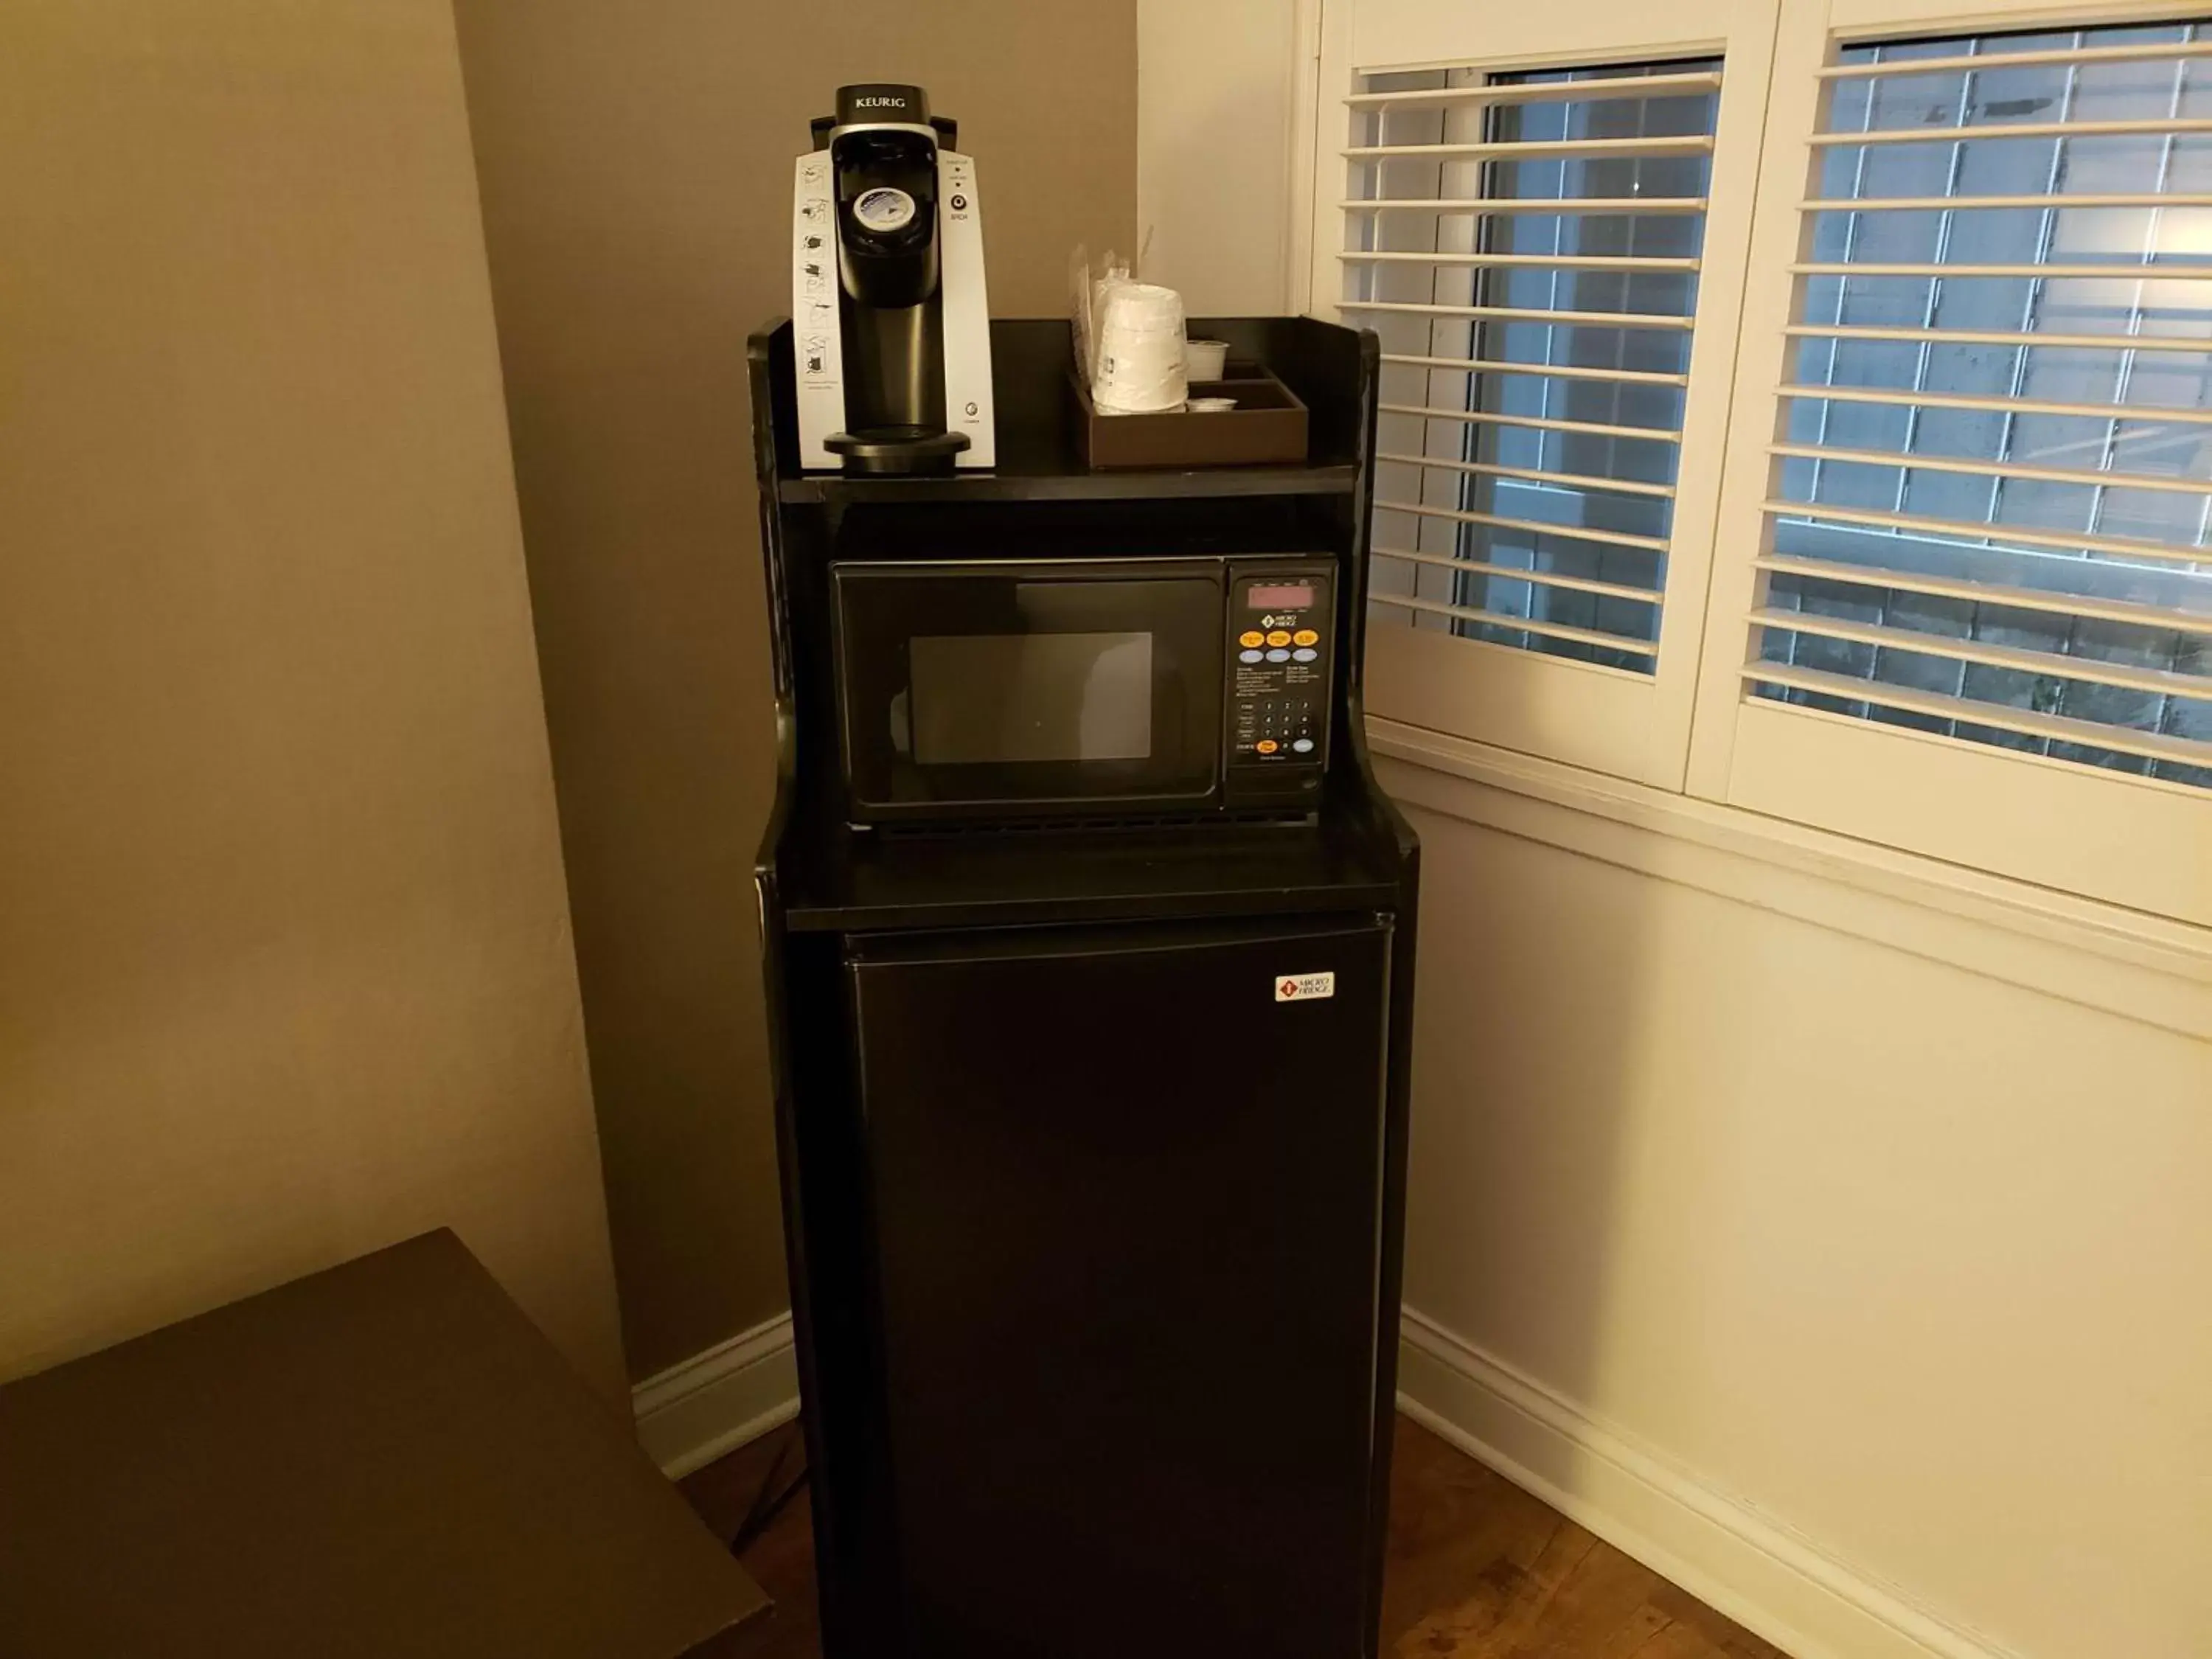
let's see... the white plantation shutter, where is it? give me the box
[1758,26,2212,780]
[1344,63,1717,673]
[1696,8,2212,923]
[1312,0,1780,788]
[1312,0,2209,924]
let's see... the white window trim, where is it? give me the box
[1298,0,2212,930]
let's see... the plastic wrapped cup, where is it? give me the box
[1093,283,1189,414]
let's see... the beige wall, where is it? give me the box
[449,1,1138,1382]
[1388,771,2212,1659]
[1137,0,1302,313]
[0,1,622,1398]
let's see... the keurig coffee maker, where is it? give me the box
[792,83,994,473]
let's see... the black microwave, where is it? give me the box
[830,554,1336,824]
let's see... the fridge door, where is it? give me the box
[845,913,1393,1659]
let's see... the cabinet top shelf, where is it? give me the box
[775,461,1359,506]
[753,316,1378,506]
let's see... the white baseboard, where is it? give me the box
[1397,1308,2020,1659]
[630,1302,2015,1659]
[631,1312,800,1479]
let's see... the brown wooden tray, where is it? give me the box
[1070,367,1310,470]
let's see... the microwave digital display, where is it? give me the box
[909,631,1154,765]
[1246,582,1315,611]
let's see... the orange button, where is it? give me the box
[1256,740,1279,754]
[1293,628,1319,647]
[1238,630,1265,647]
[1266,630,1293,647]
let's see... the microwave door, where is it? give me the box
[906,630,1156,768]
[835,563,1225,820]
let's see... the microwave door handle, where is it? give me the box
[888,686,912,757]
[1159,664,1189,764]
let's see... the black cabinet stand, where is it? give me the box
[748,317,1419,1659]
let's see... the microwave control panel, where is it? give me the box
[1223,560,1335,807]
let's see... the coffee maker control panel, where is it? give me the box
[933,150,993,465]
[941,153,975,221]
[1224,561,1334,808]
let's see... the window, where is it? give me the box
[1756,24,2212,789]
[1347,62,1719,675]
[1318,0,1778,787]
[1696,7,2211,922]
[1313,0,2211,924]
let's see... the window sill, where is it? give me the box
[1367,715,2212,1043]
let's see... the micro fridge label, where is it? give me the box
[1274,971,1336,1003]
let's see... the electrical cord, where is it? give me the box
[728,1422,808,1557]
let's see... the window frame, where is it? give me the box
[1305,0,2212,928]
[1307,0,1781,790]
[1687,0,2212,927]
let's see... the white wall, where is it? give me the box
[1382,755,2211,1659]
[1132,9,2212,1654]
[1135,0,1303,314]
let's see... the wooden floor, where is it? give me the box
[680,1413,1791,1659]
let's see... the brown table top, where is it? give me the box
[0,1230,768,1658]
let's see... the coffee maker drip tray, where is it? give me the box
[824,426,971,475]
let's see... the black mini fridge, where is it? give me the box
[850,916,1393,1656]
[750,317,1418,1658]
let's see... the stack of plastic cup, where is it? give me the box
[1092,282,1189,414]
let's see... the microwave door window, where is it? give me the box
[909,632,1153,765]
[834,566,1223,814]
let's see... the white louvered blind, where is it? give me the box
[1342,63,1723,675]
[1748,23,2212,789]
